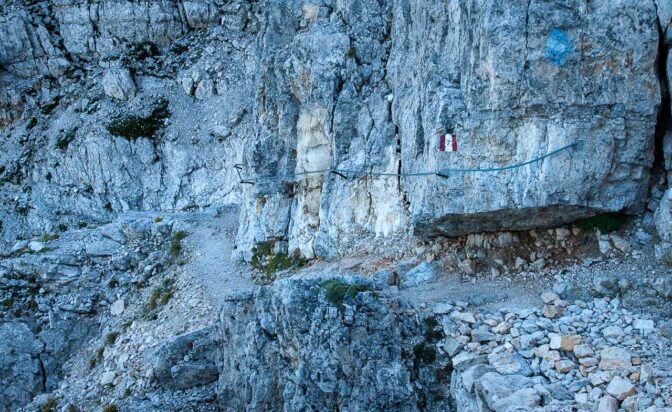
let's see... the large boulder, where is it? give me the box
[0,323,44,411]
[102,68,137,101]
[146,327,220,390]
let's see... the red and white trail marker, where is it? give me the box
[439,133,458,152]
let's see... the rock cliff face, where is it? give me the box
[238,0,664,259]
[3,2,672,411]
[218,276,450,411]
[0,2,671,254]
[0,0,256,246]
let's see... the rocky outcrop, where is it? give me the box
[146,327,220,390]
[237,0,663,259]
[0,323,44,412]
[217,276,451,411]
[0,213,182,411]
[102,68,136,101]
[52,0,223,58]
[391,0,658,235]
[655,189,672,262]
[0,4,69,78]
[0,0,668,258]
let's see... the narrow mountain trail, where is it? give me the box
[179,209,256,306]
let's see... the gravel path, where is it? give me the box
[180,209,256,306]
[121,208,256,307]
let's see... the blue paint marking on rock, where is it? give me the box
[545,28,573,65]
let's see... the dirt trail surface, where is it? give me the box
[123,209,666,316]
[178,209,256,306]
[121,208,255,307]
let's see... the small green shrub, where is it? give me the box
[319,280,372,310]
[170,231,188,257]
[148,288,161,310]
[56,128,77,150]
[153,216,163,223]
[26,117,38,129]
[147,278,174,311]
[41,397,58,412]
[105,331,119,345]
[265,253,292,273]
[107,98,170,140]
[40,233,59,242]
[251,242,307,274]
[574,213,629,233]
[107,278,118,288]
[160,290,174,305]
[58,223,68,232]
[102,404,118,412]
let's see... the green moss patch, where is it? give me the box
[105,331,119,345]
[107,98,170,140]
[102,404,118,412]
[147,277,175,312]
[574,213,629,233]
[41,398,58,412]
[251,241,307,275]
[319,279,372,310]
[170,231,188,257]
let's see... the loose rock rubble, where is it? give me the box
[437,294,672,411]
[0,212,221,411]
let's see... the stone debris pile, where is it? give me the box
[435,293,672,411]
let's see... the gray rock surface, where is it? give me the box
[0,0,669,259]
[0,323,44,411]
[217,276,451,411]
[102,68,137,101]
[0,1,672,410]
[400,261,437,288]
[0,5,69,77]
[655,189,672,262]
[236,0,663,259]
[147,327,220,390]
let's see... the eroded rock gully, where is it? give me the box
[1,0,672,411]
